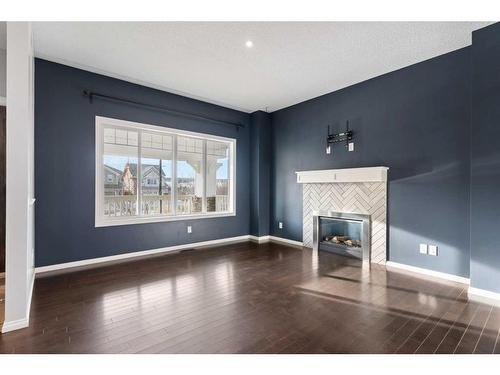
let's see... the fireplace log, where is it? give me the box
[344,239,361,247]
[323,235,362,247]
[332,236,348,243]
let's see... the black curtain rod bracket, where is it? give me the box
[82,90,244,130]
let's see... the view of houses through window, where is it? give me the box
[103,127,139,217]
[98,117,234,225]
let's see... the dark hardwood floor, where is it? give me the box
[1,241,499,354]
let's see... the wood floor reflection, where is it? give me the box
[1,241,499,353]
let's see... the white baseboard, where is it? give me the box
[35,235,251,274]
[386,261,470,285]
[249,235,270,244]
[468,287,500,306]
[1,272,34,334]
[35,234,306,275]
[269,235,304,247]
[249,234,304,247]
[1,317,29,333]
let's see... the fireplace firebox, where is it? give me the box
[313,211,371,267]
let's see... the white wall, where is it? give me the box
[0,48,6,99]
[2,22,35,333]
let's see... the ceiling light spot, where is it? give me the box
[245,40,253,48]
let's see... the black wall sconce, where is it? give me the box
[326,120,353,155]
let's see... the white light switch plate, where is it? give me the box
[279,222,283,229]
[428,245,438,256]
[187,225,192,234]
[419,244,428,254]
[348,142,354,152]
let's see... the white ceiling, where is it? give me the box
[30,22,491,112]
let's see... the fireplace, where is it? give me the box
[313,211,371,267]
[298,167,388,264]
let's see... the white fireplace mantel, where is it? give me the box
[296,166,388,184]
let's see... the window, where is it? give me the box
[95,116,236,227]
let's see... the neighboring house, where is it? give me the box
[140,164,171,195]
[104,163,171,196]
[104,164,124,196]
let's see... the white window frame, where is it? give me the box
[95,116,236,227]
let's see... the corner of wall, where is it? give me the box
[3,21,36,333]
[249,110,272,237]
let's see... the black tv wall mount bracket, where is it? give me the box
[326,120,353,155]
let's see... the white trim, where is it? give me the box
[34,234,307,275]
[468,287,500,306]
[386,261,470,285]
[296,166,389,184]
[249,235,270,244]
[95,118,102,225]
[1,317,29,333]
[35,235,250,274]
[249,235,304,247]
[3,22,35,335]
[1,272,34,333]
[96,115,236,155]
[96,212,237,227]
[0,96,6,106]
[269,235,304,247]
[95,116,237,227]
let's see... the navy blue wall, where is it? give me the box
[470,23,500,292]
[36,25,500,285]
[270,48,471,277]
[249,111,272,237]
[35,59,251,267]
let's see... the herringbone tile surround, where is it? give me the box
[302,182,387,264]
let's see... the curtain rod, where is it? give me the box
[82,90,244,130]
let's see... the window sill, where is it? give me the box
[95,211,236,228]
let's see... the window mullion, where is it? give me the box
[172,135,177,216]
[137,130,142,217]
[99,123,105,221]
[202,139,207,213]
[230,142,234,213]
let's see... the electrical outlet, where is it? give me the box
[428,245,438,256]
[187,225,192,234]
[279,222,283,229]
[348,142,354,152]
[419,243,428,254]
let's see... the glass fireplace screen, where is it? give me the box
[319,216,363,259]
